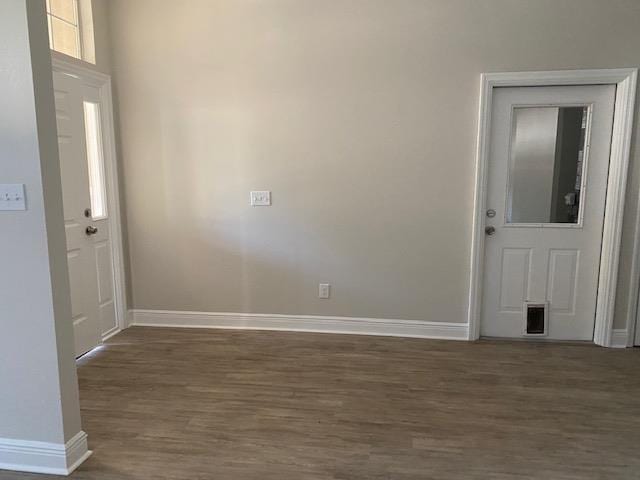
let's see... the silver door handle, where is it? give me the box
[485,226,496,236]
[86,226,98,236]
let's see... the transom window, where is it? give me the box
[46,0,95,63]
[46,0,82,59]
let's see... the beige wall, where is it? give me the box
[108,0,640,329]
[90,0,112,73]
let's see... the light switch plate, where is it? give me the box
[0,184,26,211]
[250,191,271,206]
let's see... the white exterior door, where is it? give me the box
[81,83,119,345]
[481,85,615,341]
[53,71,118,356]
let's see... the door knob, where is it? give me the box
[86,226,98,236]
[485,226,496,236]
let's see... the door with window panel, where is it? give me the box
[481,85,615,341]
[82,83,118,344]
[54,71,117,356]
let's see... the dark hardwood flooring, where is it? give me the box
[2,326,640,479]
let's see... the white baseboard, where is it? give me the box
[125,309,134,327]
[101,326,121,342]
[610,328,629,348]
[130,309,469,341]
[0,431,91,476]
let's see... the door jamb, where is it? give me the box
[52,54,128,341]
[467,68,637,347]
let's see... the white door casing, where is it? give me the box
[468,69,637,347]
[53,70,100,356]
[481,85,615,341]
[52,56,125,356]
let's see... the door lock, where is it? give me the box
[86,226,98,236]
[485,226,496,236]
[486,209,496,218]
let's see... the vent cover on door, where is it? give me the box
[523,302,548,336]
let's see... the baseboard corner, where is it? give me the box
[610,328,629,348]
[0,430,91,476]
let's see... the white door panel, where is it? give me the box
[95,237,117,335]
[481,85,615,341]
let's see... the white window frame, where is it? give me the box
[46,0,84,60]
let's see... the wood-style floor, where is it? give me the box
[2,327,640,479]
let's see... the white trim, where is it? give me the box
[51,57,127,341]
[610,329,630,349]
[636,307,640,346]
[467,68,638,347]
[52,51,107,84]
[628,182,640,345]
[594,70,638,347]
[130,309,469,341]
[125,309,134,328]
[0,431,91,476]
[101,325,121,342]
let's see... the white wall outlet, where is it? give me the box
[250,191,271,206]
[0,184,26,211]
[319,283,330,299]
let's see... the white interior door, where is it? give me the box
[53,71,117,356]
[481,85,615,341]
